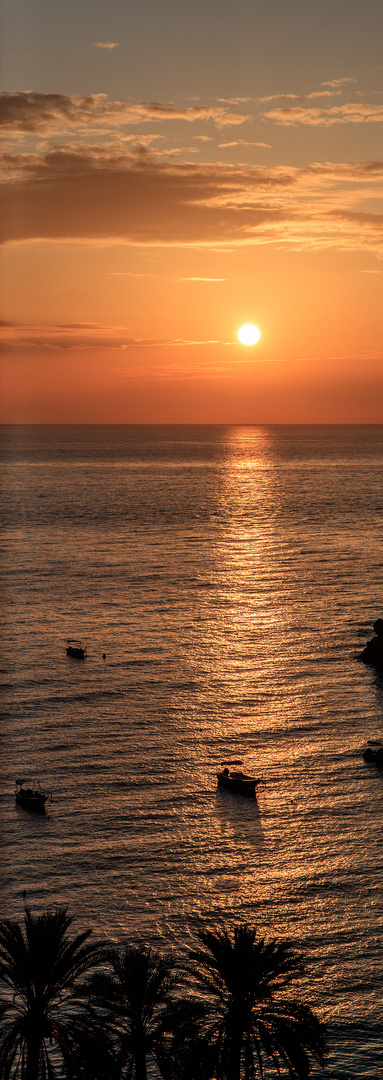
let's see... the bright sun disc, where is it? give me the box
[238,323,260,345]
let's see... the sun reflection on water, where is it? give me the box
[2,425,383,1077]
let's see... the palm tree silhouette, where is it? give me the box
[0,907,113,1080]
[185,923,326,1080]
[157,997,215,1080]
[83,943,180,1080]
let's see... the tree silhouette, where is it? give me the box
[185,923,326,1080]
[0,913,326,1080]
[83,943,180,1080]
[157,997,214,1080]
[0,908,113,1080]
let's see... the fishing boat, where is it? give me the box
[217,767,260,798]
[363,740,383,766]
[15,780,51,812]
[66,639,87,659]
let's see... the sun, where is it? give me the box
[238,323,260,345]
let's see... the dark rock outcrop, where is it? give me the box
[363,741,383,766]
[359,618,383,666]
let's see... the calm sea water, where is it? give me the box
[1,425,383,1078]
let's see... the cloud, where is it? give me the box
[218,140,271,148]
[1,144,382,257]
[92,42,119,49]
[216,97,252,104]
[0,91,250,135]
[258,79,358,106]
[259,90,342,103]
[0,147,294,246]
[265,102,383,125]
[327,209,383,226]
[0,320,223,351]
[321,77,357,88]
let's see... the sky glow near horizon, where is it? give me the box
[0,0,382,422]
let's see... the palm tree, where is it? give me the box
[185,923,326,1080]
[157,997,215,1080]
[83,943,180,1080]
[0,907,114,1080]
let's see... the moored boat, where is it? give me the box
[66,639,87,659]
[217,767,260,798]
[15,779,50,812]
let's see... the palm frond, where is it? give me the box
[185,924,325,1080]
[0,909,112,1080]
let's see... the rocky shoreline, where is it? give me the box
[359,618,383,666]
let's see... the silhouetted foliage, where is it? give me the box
[158,997,215,1080]
[185,923,326,1080]
[0,913,326,1080]
[82,943,179,1080]
[0,908,113,1080]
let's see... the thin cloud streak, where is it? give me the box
[321,77,358,87]
[266,102,383,125]
[0,91,250,134]
[0,321,224,350]
[218,140,271,148]
[258,90,343,103]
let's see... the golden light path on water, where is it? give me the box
[1,423,383,1078]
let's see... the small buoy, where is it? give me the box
[102,653,106,660]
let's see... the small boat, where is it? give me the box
[66,639,87,659]
[363,740,383,766]
[217,767,260,798]
[15,779,51,813]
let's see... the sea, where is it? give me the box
[1,424,382,1079]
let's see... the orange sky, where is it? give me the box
[1,0,382,422]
